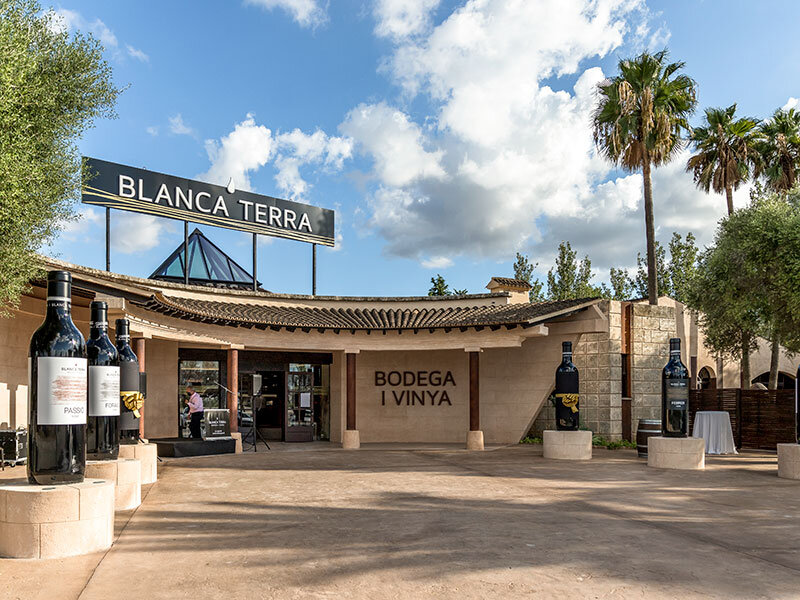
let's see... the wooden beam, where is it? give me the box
[469,351,479,431]
[346,353,357,431]
[227,348,239,434]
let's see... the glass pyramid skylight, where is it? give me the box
[149,228,259,289]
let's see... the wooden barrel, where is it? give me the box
[636,419,662,457]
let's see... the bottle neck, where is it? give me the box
[117,334,131,349]
[670,349,681,359]
[46,298,71,319]
[562,352,572,362]
[90,323,108,339]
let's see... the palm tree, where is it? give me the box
[593,50,697,305]
[756,108,800,193]
[755,108,800,388]
[686,104,760,388]
[686,104,760,215]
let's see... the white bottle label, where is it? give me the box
[89,365,120,417]
[36,357,88,425]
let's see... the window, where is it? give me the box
[179,360,222,409]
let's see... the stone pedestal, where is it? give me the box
[647,436,705,470]
[231,432,243,454]
[543,430,592,460]
[0,478,114,559]
[466,430,484,451]
[118,442,158,484]
[85,459,141,511]
[342,430,360,450]
[777,444,800,479]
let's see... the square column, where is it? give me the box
[466,349,484,450]
[227,348,239,434]
[343,351,360,449]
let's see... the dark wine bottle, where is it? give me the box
[27,271,87,485]
[662,338,689,437]
[87,301,120,460]
[116,319,141,444]
[554,341,580,431]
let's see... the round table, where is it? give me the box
[692,411,738,455]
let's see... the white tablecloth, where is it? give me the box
[692,411,738,455]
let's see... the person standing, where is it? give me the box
[185,384,204,439]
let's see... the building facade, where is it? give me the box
[1,259,795,445]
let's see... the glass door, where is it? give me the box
[285,367,313,442]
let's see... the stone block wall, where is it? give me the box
[630,303,676,426]
[530,301,623,440]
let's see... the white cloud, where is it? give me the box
[53,8,118,48]
[146,126,159,136]
[783,97,799,111]
[57,206,104,241]
[111,212,174,254]
[126,45,149,62]
[244,0,327,28]
[198,114,274,190]
[343,0,675,265]
[373,0,441,40]
[168,114,195,136]
[421,256,453,269]
[273,129,353,198]
[340,102,446,187]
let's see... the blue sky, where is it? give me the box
[47,0,800,297]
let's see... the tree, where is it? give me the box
[687,105,760,390]
[686,104,760,214]
[428,274,450,296]
[756,108,800,194]
[600,267,634,301]
[687,189,800,389]
[594,50,697,305]
[632,232,698,303]
[512,252,545,302]
[0,0,120,311]
[546,242,599,301]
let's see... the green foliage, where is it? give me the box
[632,232,698,303]
[756,108,800,193]
[592,435,637,450]
[512,252,545,302]
[452,288,468,296]
[546,241,600,300]
[427,274,450,296]
[0,0,121,311]
[686,104,761,213]
[519,436,542,445]
[687,188,800,364]
[600,267,635,301]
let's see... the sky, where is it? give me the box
[44,0,800,297]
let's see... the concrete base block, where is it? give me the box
[231,432,243,454]
[543,430,592,460]
[0,478,114,559]
[777,444,800,479]
[118,442,158,484]
[85,459,141,511]
[466,430,484,451]
[342,430,360,450]
[648,436,705,470]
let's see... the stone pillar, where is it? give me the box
[466,350,484,450]
[342,351,360,449]
[227,348,239,434]
[135,337,146,439]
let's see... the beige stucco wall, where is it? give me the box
[141,338,178,439]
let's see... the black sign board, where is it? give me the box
[82,157,335,246]
[203,409,231,439]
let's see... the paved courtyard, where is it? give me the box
[2,444,800,599]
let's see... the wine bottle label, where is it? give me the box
[666,379,689,409]
[36,357,88,425]
[89,365,120,416]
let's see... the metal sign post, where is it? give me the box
[312,243,317,296]
[105,207,111,271]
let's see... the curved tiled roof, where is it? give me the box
[488,277,532,290]
[137,293,600,332]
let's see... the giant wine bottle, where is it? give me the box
[662,338,689,437]
[554,341,580,431]
[116,319,142,444]
[87,301,120,460]
[28,271,87,484]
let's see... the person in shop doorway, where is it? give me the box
[185,384,204,438]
